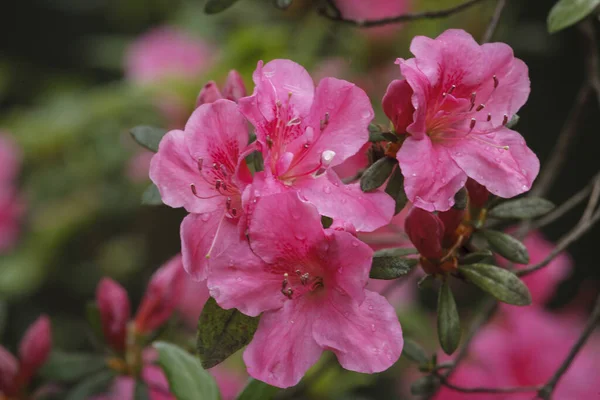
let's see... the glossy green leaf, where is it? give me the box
[65,371,115,400]
[437,281,461,355]
[547,0,600,33]
[153,341,220,400]
[459,263,532,305]
[458,250,494,265]
[205,0,241,14]
[197,298,259,369]
[488,197,555,219]
[481,230,530,264]
[360,157,396,192]
[370,254,418,280]
[385,166,408,214]
[236,379,279,400]
[401,339,429,364]
[39,351,107,382]
[129,126,167,153]
[142,184,163,206]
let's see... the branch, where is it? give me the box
[537,293,600,399]
[480,0,507,43]
[318,0,489,27]
[435,372,540,394]
[580,19,600,107]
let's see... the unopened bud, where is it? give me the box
[222,70,247,102]
[438,208,466,247]
[196,81,223,108]
[0,346,18,395]
[134,255,185,334]
[97,278,131,352]
[405,207,445,260]
[466,178,489,209]
[18,315,52,385]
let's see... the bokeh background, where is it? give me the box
[1,0,599,398]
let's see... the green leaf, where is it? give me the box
[274,0,293,9]
[410,375,439,396]
[547,0,600,33]
[134,381,151,400]
[368,124,387,142]
[437,281,461,355]
[39,351,107,382]
[129,126,167,153]
[374,247,419,257]
[459,263,532,305]
[453,187,468,210]
[153,341,220,400]
[197,298,260,369]
[360,157,397,192]
[205,0,241,14]
[401,339,429,364]
[85,302,104,342]
[142,184,163,206]
[505,114,520,129]
[488,197,555,219]
[481,230,530,264]
[385,166,408,214]
[236,379,279,400]
[370,254,418,280]
[458,250,494,265]
[65,371,115,400]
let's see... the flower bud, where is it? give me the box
[404,207,445,260]
[222,70,247,102]
[97,278,131,352]
[438,208,466,247]
[134,255,185,334]
[0,346,18,395]
[18,315,52,384]
[466,178,489,209]
[196,81,223,108]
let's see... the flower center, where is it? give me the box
[190,158,241,218]
[280,269,324,300]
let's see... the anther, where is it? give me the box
[276,100,282,108]
[502,114,509,125]
[303,143,309,149]
[226,196,231,210]
[300,273,310,285]
[287,117,301,126]
[212,162,218,170]
[487,113,492,122]
[215,180,222,190]
[266,135,273,149]
[320,113,330,131]
[190,184,198,195]
[476,104,485,112]
[231,208,237,216]
[469,92,476,111]
[295,269,302,276]
[448,85,456,95]
[196,158,204,172]
[493,75,499,89]
[470,118,477,130]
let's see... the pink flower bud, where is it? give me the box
[222,70,247,102]
[0,345,18,395]
[96,278,131,352]
[438,208,466,246]
[404,207,445,260]
[134,255,185,334]
[466,178,490,209]
[196,81,223,108]
[18,315,52,384]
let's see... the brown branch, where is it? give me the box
[318,0,489,27]
[435,372,540,394]
[481,0,507,43]
[537,293,600,400]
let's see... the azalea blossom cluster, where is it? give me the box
[149,29,540,388]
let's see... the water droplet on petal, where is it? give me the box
[368,304,374,311]
[372,347,380,354]
[290,320,295,324]
[441,177,447,184]
[292,212,300,220]
[352,240,359,247]
[337,267,343,273]
[343,312,350,317]
[522,184,528,190]
[521,168,527,175]
[323,186,332,194]
[361,110,371,118]
[228,259,234,267]
[341,198,347,204]
[236,277,242,282]
[495,157,502,163]
[455,152,463,157]
[201,213,211,221]
[411,173,417,177]
[371,324,376,332]
[295,232,306,241]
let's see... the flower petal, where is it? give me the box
[312,290,403,373]
[382,79,415,134]
[295,171,394,232]
[150,130,222,214]
[397,136,467,212]
[449,127,539,198]
[243,300,322,388]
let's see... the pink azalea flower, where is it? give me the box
[239,59,394,232]
[498,230,572,305]
[334,0,410,37]
[197,70,247,107]
[383,29,539,211]
[0,135,24,253]
[150,100,253,280]
[125,27,214,84]
[435,307,600,400]
[208,192,403,388]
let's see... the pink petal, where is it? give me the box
[294,171,394,232]
[382,79,414,134]
[398,59,431,139]
[397,136,467,212]
[96,278,131,352]
[243,300,322,388]
[312,290,403,373]
[239,60,315,147]
[149,130,222,214]
[176,277,211,328]
[0,345,18,395]
[323,230,372,302]
[301,77,373,168]
[404,206,445,259]
[18,316,52,383]
[248,192,325,265]
[222,70,247,102]
[207,238,285,317]
[449,127,539,198]
[180,210,240,281]
[196,81,224,107]
[185,99,251,190]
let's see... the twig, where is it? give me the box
[580,19,600,107]
[517,207,600,277]
[435,371,540,394]
[318,0,489,27]
[481,0,507,43]
[580,174,600,222]
[537,293,600,400]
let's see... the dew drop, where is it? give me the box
[361,110,371,118]
[323,186,332,194]
[495,157,502,163]
[521,168,527,175]
[411,173,417,177]
[341,198,347,204]
[454,152,463,157]
[368,304,374,311]
[522,184,528,190]
[295,232,306,240]
[372,347,380,354]
[236,277,242,282]
[343,312,350,317]
[201,213,211,222]
[290,320,295,324]
[351,240,359,247]
[337,267,343,273]
[441,177,447,184]
[228,259,234,267]
[292,212,301,220]
[370,324,376,332]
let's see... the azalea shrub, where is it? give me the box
[2,0,600,399]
